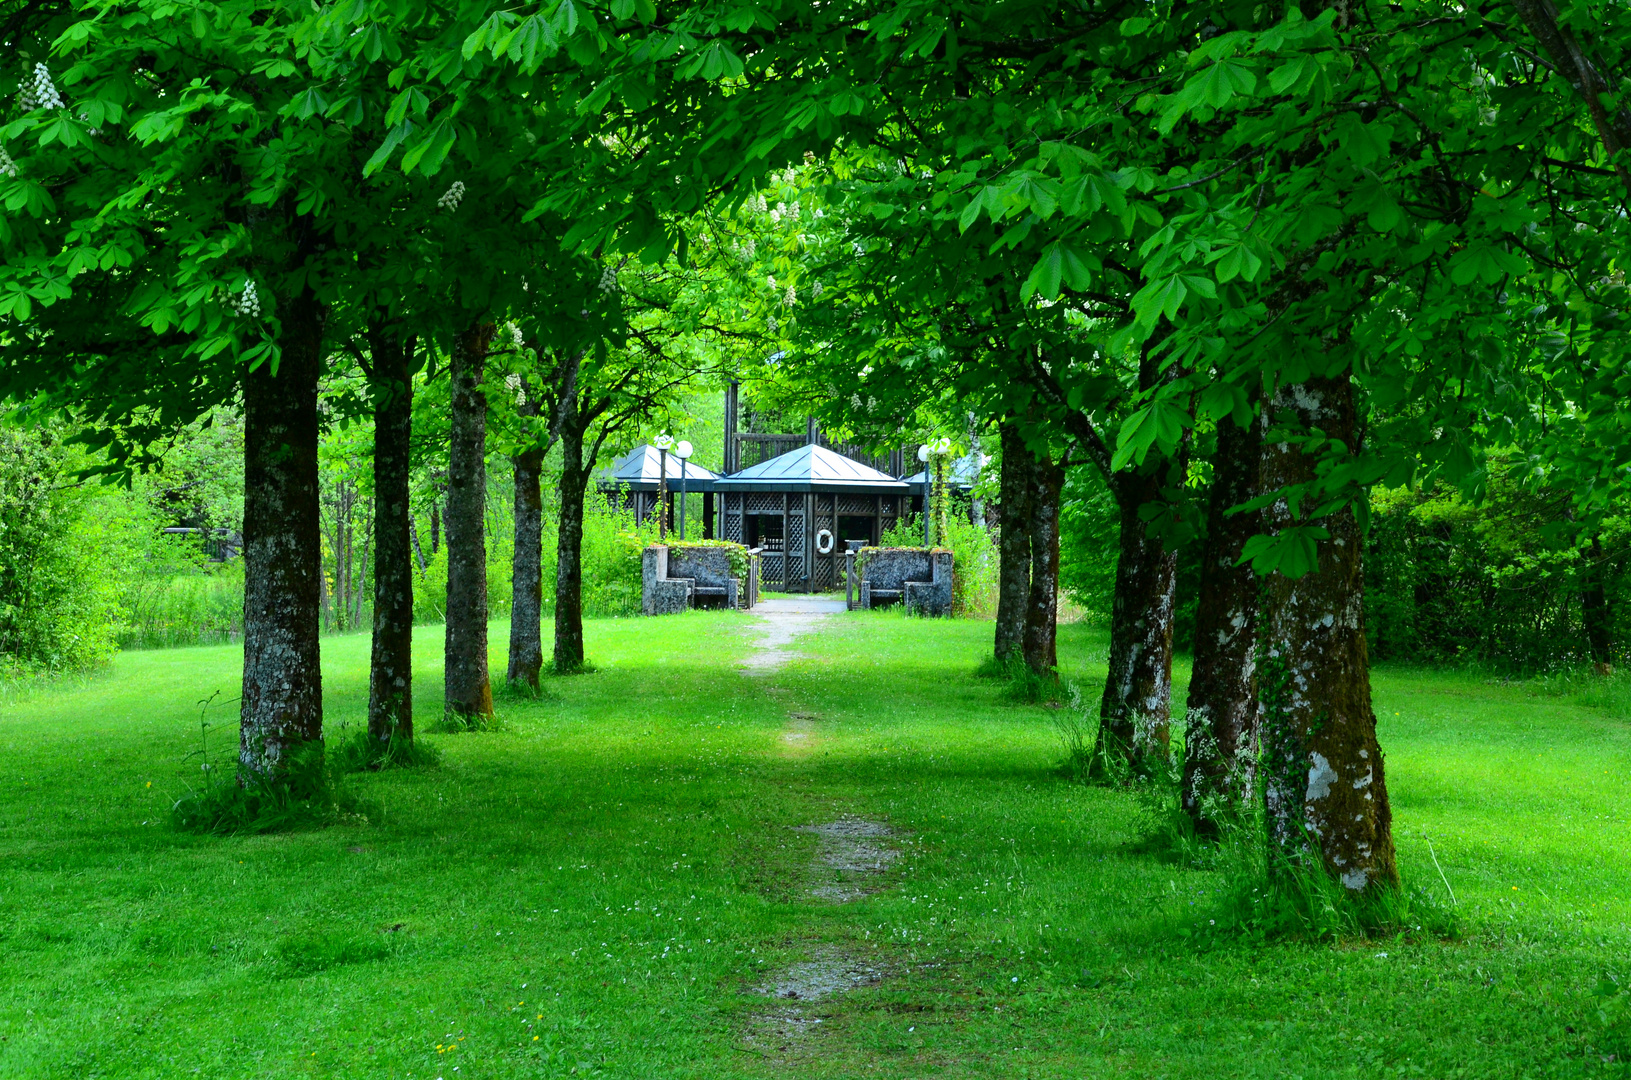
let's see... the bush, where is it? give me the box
[0,426,122,673]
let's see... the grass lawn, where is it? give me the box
[1,609,1628,1078]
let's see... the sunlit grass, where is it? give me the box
[0,611,1625,1076]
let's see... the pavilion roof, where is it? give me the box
[713,443,909,494]
[598,445,720,491]
[902,452,985,488]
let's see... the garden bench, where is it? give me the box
[642,544,757,615]
[847,547,954,616]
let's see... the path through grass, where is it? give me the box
[1,610,1627,1077]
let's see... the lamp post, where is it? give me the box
[654,433,674,541]
[917,443,932,547]
[675,440,694,539]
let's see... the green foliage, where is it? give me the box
[550,495,658,620]
[118,563,244,649]
[1365,480,1623,670]
[0,426,120,674]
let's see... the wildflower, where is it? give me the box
[231,280,262,317]
[0,147,16,178]
[437,180,466,210]
[597,264,619,294]
[20,64,63,111]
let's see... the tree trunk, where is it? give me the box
[1093,465,1180,773]
[444,322,495,722]
[1259,373,1398,894]
[994,422,1034,665]
[508,439,545,688]
[1583,533,1613,667]
[239,287,325,777]
[1021,451,1063,674]
[367,323,414,745]
[1182,408,1263,835]
[554,424,590,672]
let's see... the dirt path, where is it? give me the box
[734,596,904,1064]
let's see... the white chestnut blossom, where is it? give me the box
[0,147,16,179]
[231,280,261,317]
[504,371,526,406]
[783,284,796,307]
[811,281,823,299]
[436,181,465,210]
[19,64,63,111]
[597,264,619,294]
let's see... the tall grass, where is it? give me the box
[117,563,245,649]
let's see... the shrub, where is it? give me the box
[877,514,998,616]
[0,426,122,673]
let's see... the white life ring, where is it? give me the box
[815,528,835,555]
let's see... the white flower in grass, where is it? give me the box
[437,180,465,210]
[231,280,262,317]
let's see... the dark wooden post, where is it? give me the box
[724,382,739,474]
[703,492,715,539]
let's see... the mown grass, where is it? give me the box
[0,609,1627,1077]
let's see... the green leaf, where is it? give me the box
[1120,16,1150,35]
[1448,242,1528,285]
[1209,242,1264,283]
[1333,114,1392,169]
[1268,54,1312,95]
[957,186,992,233]
[1240,526,1329,578]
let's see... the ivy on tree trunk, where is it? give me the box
[367,322,414,745]
[239,287,326,777]
[1259,373,1398,894]
[444,321,495,722]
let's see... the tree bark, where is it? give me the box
[1182,408,1263,835]
[554,423,591,672]
[1093,464,1180,772]
[367,322,414,745]
[1021,451,1063,674]
[444,321,495,722]
[508,435,545,688]
[239,286,325,777]
[1259,373,1398,894]
[1583,533,1613,667]
[994,422,1034,665]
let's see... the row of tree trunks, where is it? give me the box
[366,321,415,746]
[239,285,327,777]
[444,321,496,722]
[1180,407,1263,835]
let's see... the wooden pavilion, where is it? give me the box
[599,444,721,538]
[712,443,909,592]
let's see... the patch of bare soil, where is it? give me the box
[738,610,832,674]
[798,817,900,902]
